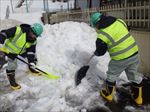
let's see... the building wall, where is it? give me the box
[92,0,100,8]
[77,0,100,9]
[77,0,87,9]
[131,30,150,74]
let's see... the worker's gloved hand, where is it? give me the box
[0,51,6,69]
[6,53,17,60]
[29,63,39,73]
[27,53,38,65]
[33,55,38,65]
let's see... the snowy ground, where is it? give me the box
[0,19,111,111]
[1,0,150,112]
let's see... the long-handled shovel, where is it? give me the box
[16,56,60,79]
[75,54,94,86]
[0,47,60,79]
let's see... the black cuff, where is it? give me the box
[94,50,101,56]
[27,54,37,64]
[6,53,17,60]
[95,38,107,56]
[0,33,6,44]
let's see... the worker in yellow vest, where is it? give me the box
[0,23,43,90]
[90,12,143,105]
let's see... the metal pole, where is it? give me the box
[46,0,49,12]
[10,0,14,13]
[43,0,49,12]
[5,5,10,19]
[43,0,46,11]
[67,0,69,11]
[74,0,76,9]
[125,0,127,20]
[25,0,29,13]
[148,0,150,31]
[125,0,127,7]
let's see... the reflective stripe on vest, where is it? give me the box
[117,19,128,29]
[4,26,36,54]
[97,19,138,60]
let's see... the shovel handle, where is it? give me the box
[86,54,94,65]
[16,56,48,75]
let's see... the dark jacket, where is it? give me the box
[0,24,37,63]
[94,15,117,56]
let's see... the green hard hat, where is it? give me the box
[31,23,43,37]
[90,12,102,27]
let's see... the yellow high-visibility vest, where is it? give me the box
[3,26,36,54]
[97,19,138,60]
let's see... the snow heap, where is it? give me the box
[0,20,112,111]
[0,0,149,111]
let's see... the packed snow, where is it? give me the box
[0,19,112,111]
[1,0,149,112]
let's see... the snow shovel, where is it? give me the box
[16,56,60,79]
[0,48,60,79]
[75,54,94,86]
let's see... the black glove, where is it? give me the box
[94,38,108,56]
[27,52,38,65]
[28,63,39,73]
[0,51,7,69]
[33,55,38,65]
[6,53,17,60]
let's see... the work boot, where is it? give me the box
[131,82,143,105]
[6,70,21,90]
[100,80,116,102]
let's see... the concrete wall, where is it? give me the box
[131,30,150,74]
[0,19,23,30]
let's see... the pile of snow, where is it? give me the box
[0,1,131,111]
[0,21,111,111]
[0,17,131,111]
